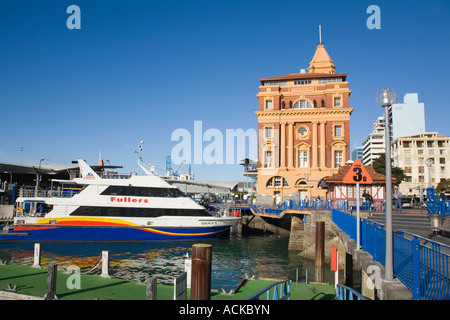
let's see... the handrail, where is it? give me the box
[425,199,450,217]
[245,280,291,300]
[335,284,368,300]
[250,199,329,218]
[361,215,450,250]
[18,188,81,199]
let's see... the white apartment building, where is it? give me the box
[392,132,450,196]
[362,117,385,165]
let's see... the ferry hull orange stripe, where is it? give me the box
[14,226,57,231]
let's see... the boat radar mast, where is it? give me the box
[135,141,160,176]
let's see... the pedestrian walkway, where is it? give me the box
[367,211,450,248]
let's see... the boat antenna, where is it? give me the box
[135,141,160,176]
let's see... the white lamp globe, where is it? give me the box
[376,88,396,107]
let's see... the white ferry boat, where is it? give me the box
[3,159,239,242]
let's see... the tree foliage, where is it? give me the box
[436,179,450,194]
[372,153,406,186]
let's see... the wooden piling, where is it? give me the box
[146,277,157,300]
[44,263,58,300]
[190,244,212,300]
[345,252,353,287]
[315,221,325,283]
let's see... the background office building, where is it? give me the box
[362,117,385,165]
[389,93,426,141]
[362,93,426,166]
[351,147,363,161]
[392,132,449,195]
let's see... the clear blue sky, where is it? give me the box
[1,0,449,180]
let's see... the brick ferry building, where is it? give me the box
[255,42,353,205]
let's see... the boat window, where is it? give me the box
[101,186,185,198]
[70,206,211,217]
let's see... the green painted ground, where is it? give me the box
[0,264,335,300]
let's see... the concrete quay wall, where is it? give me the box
[331,222,412,300]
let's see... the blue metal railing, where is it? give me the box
[249,199,384,219]
[328,199,385,213]
[336,284,368,300]
[245,280,291,300]
[438,200,450,216]
[426,200,450,217]
[332,209,450,300]
[250,200,329,218]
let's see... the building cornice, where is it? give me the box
[255,108,354,118]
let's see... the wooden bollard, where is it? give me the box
[146,277,157,300]
[44,263,58,300]
[190,244,212,300]
[315,221,325,283]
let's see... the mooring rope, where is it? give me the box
[81,254,103,274]
[63,253,103,275]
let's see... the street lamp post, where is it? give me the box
[425,158,433,189]
[376,88,396,282]
[4,171,12,184]
[425,157,436,214]
[35,158,49,196]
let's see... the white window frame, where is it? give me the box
[298,150,308,168]
[334,125,342,137]
[334,97,341,107]
[264,150,273,168]
[334,151,343,168]
[293,99,312,109]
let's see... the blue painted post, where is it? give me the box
[273,284,279,300]
[427,187,436,214]
[11,183,17,204]
[373,223,378,262]
[412,237,421,300]
[348,290,353,300]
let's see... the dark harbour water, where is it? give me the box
[0,235,337,291]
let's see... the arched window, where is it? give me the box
[293,99,312,109]
[295,179,308,186]
[266,176,289,188]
